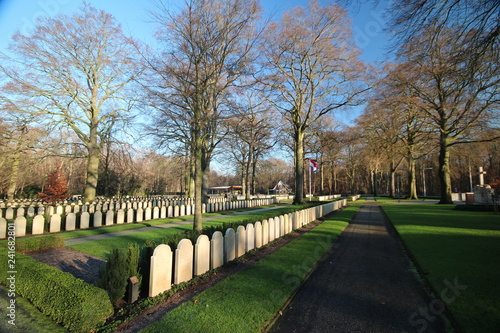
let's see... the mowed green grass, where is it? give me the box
[68,206,310,259]
[140,206,358,333]
[0,285,65,333]
[382,205,500,332]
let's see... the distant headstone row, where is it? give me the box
[149,199,348,297]
[0,198,278,239]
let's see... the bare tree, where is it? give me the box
[388,0,499,56]
[398,27,500,203]
[0,100,47,201]
[0,4,142,203]
[145,0,262,232]
[359,63,435,199]
[225,90,275,198]
[260,0,368,204]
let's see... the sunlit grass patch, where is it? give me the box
[383,204,500,332]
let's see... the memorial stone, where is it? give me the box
[32,215,45,235]
[194,235,210,276]
[80,212,90,229]
[14,216,27,237]
[66,213,76,231]
[136,208,144,222]
[149,244,173,297]
[235,225,246,258]
[211,231,224,269]
[255,221,262,248]
[246,223,255,252]
[5,208,14,220]
[174,239,193,284]
[50,214,61,233]
[105,210,114,226]
[117,209,125,224]
[0,217,6,239]
[224,228,236,263]
[262,220,269,245]
[93,211,103,227]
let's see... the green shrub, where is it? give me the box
[0,248,113,332]
[99,248,129,304]
[138,240,156,297]
[99,243,143,304]
[125,243,142,295]
[7,235,65,252]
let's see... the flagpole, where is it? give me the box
[309,158,312,201]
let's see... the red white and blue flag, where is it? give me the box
[310,159,319,173]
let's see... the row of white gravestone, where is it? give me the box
[0,198,278,239]
[0,197,278,220]
[148,199,348,297]
[0,195,237,212]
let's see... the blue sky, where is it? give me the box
[0,0,390,171]
[0,0,390,61]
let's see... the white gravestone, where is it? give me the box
[254,221,263,249]
[262,220,269,245]
[105,210,114,226]
[127,208,134,223]
[174,239,193,284]
[50,214,61,233]
[145,207,152,220]
[116,209,125,224]
[136,208,144,222]
[224,228,236,263]
[32,215,45,235]
[149,244,173,297]
[65,213,76,231]
[80,212,90,229]
[5,208,14,220]
[210,231,224,270]
[14,216,27,237]
[235,225,246,258]
[93,211,102,227]
[0,217,6,239]
[194,235,210,276]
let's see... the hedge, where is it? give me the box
[0,248,113,332]
[3,235,65,252]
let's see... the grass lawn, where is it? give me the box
[382,204,500,332]
[69,205,312,259]
[0,285,65,333]
[140,206,359,333]
[58,205,284,240]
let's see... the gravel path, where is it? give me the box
[26,247,106,285]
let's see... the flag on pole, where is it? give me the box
[310,159,319,173]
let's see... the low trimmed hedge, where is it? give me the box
[9,235,65,252]
[0,248,113,332]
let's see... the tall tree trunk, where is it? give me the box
[193,139,203,233]
[241,163,247,197]
[438,134,453,204]
[84,126,100,203]
[331,164,337,194]
[293,130,305,205]
[201,151,211,205]
[389,160,397,198]
[371,169,378,196]
[187,155,195,198]
[7,151,21,202]
[245,145,252,199]
[408,156,418,199]
[251,158,257,196]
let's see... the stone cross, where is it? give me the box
[479,167,487,186]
